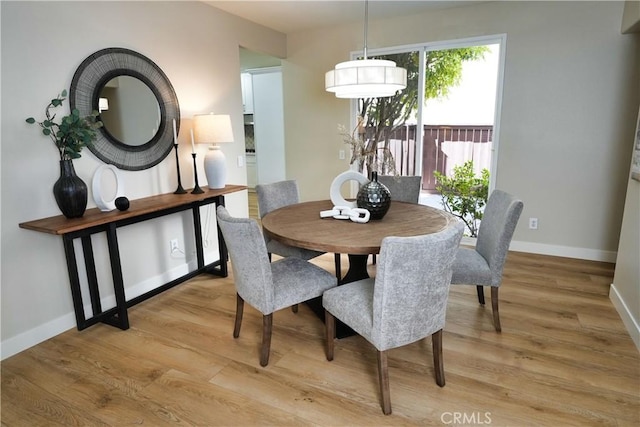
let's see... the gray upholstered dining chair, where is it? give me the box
[216,206,337,367]
[371,175,423,264]
[255,180,324,261]
[377,175,422,203]
[450,189,523,332]
[256,180,342,285]
[322,222,464,415]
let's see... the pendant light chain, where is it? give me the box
[363,0,368,60]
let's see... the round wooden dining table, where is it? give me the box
[262,199,458,337]
[261,199,458,283]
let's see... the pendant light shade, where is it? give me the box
[325,0,407,99]
[325,59,407,98]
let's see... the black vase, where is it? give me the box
[53,160,88,218]
[356,171,391,220]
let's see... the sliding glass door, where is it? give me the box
[352,35,505,202]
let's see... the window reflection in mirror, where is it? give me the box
[98,76,161,146]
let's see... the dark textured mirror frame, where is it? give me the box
[70,48,180,171]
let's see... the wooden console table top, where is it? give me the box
[19,184,247,235]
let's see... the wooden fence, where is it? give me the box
[378,125,493,192]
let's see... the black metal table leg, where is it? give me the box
[63,235,87,330]
[81,235,102,316]
[215,196,228,277]
[192,203,205,270]
[105,223,129,330]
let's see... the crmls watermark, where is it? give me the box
[440,412,492,425]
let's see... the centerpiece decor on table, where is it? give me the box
[26,90,103,218]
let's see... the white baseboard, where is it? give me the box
[1,312,78,361]
[509,240,617,263]
[462,237,616,263]
[609,283,640,351]
[1,262,196,361]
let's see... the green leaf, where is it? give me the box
[42,128,51,136]
[52,99,62,107]
[26,117,35,124]
[61,89,68,97]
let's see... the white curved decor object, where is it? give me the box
[330,170,368,208]
[92,164,124,212]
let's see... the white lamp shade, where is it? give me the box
[325,59,407,98]
[193,113,234,144]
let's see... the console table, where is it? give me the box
[19,185,246,331]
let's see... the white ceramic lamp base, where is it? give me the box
[204,145,227,189]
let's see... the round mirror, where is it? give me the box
[70,48,180,170]
[99,76,161,146]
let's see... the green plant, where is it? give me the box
[26,89,102,161]
[434,160,489,237]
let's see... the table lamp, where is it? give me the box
[193,113,234,189]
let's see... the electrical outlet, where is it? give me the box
[339,150,346,160]
[529,218,538,230]
[170,239,179,253]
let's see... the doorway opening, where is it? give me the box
[239,47,283,220]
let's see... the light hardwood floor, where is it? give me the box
[2,218,638,425]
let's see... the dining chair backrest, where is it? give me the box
[371,221,464,351]
[255,180,299,219]
[475,189,524,286]
[216,206,275,313]
[255,179,325,262]
[377,175,422,203]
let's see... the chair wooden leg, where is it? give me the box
[325,310,335,361]
[260,313,273,367]
[377,350,392,415]
[334,253,342,284]
[233,293,244,338]
[432,329,445,387]
[372,254,377,265]
[491,287,501,332]
[267,252,272,262]
[292,304,298,313]
[476,285,485,305]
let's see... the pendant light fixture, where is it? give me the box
[325,0,407,99]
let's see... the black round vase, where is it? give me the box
[356,171,391,220]
[53,160,88,218]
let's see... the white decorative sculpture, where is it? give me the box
[329,170,368,208]
[320,206,370,223]
[92,164,125,212]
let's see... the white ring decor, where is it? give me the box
[330,170,368,208]
[92,164,124,212]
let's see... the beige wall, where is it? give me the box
[0,1,285,358]
[283,1,639,261]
